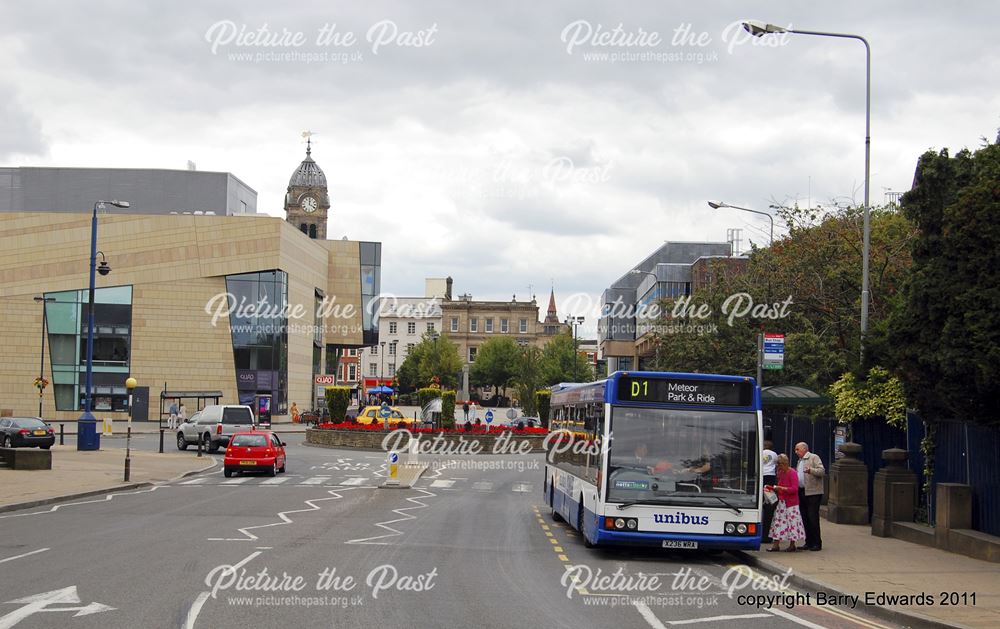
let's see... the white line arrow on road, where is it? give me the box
[1,586,115,628]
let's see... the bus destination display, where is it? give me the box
[618,376,753,407]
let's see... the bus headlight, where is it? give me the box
[615,518,626,530]
[737,523,748,534]
[725,521,758,536]
[626,519,638,530]
[725,523,736,534]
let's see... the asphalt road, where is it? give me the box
[0,439,903,629]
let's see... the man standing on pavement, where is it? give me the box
[795,441,825,551]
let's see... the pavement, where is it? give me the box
[738,519,1000,629]
[0,444,216,511]
[2,442,999,628]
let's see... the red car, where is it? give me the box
[223,430,287,477]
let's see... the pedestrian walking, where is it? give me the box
[767,453,805,552]
[291,402,300,424]
[178,403,187,426]
[168,400,178,430]
[795,441,825,551]
[761,439,778,543]
[462,401,470,421]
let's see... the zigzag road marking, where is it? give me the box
[344,488,436,546]
[0,486,165,520]
[206,487,361,542]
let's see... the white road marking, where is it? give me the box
[429,480,455,488]
[472,481,494,492]
[512,483,533,493]
[0,548,49,565]
[260,477,290,485]
[0,486,164,521]
[221,477,250,485]
[300,476,331,485]
[668,613,773,625]
[1,586,114,628]
[633,600,669,629]
[179,478,207,485]
[345,488,436,545]
[338,477,369,486]
[767,607,830,629]
[207,488,360,542]
[185,550,261,629]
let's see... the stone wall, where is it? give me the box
[306,428,547,454]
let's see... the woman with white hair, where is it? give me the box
[766,453,806,552]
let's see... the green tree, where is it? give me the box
[396,332,463,391]
[515,345,544,415]
[535,389,551,427]
[471,337,521,401]
[541,331,593,385]
[884,137,1000,425]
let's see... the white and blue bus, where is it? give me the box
[544,371,763,550]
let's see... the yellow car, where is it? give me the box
[355,406,415,426]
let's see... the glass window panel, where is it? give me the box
[54,384,76,411]
[95,285,132,305]
[45,302,80,335]
[50,335,77,365]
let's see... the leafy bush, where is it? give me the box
[535,390,551,428]
[417,387,438,410]
[440,390,456,429]
[324,386,351,423]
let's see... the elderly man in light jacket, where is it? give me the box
[795,441,825,551]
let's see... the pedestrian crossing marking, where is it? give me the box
[338,477,369,486]
[429,480,455,488]
[261,477,290,485]
[300,477,331,485]
[472,481,494,492]
[222,477,250,485]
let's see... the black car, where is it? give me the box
[0,417,55,449]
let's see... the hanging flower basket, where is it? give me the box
[33,376,49,390]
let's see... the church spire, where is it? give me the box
[544,287,559,324]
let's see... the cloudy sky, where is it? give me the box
[3,1,999,334]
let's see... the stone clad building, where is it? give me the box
[0,143,380,423]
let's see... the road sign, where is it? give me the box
[102,418,113,436]
[485,410,494,424]
[386,451,399,486]
[506,408,517,420]
[379,406,391,419]
[763,333,785,370]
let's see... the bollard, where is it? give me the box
[197,433,203,458]
[159,428,164,454]
[59,423,64,445]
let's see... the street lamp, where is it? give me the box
[379,341,386,390]
[707,201,774,245]
[564,315,585,382]
[33,296,56,417]
[80,199,129,451]
[124,376,137,481]
[741,20,871,360]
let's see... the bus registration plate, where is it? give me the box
[662,540,698,549]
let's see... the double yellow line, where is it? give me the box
[533,504,591,595]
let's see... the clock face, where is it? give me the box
[301,196,318,213]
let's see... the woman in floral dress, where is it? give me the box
[767,453,806,551]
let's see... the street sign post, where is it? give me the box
[485,410,494,425]
[763,333,785,370]
[386,450,399,486]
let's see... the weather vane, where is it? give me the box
[301,130,317,155]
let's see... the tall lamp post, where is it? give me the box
[124,376,137,481]
[741,21,871,361]
[564,315,585,381]
[707,201,774,245]
[34,296,56,417]
[389,340,397,402]
[79,199,129,451]
[378,341,386,391]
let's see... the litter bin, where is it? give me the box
[78,419,101,451]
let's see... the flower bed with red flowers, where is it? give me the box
[314,421,547,436]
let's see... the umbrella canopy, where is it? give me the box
[368,385,395,394]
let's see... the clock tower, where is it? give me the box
[285,135,329,239]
